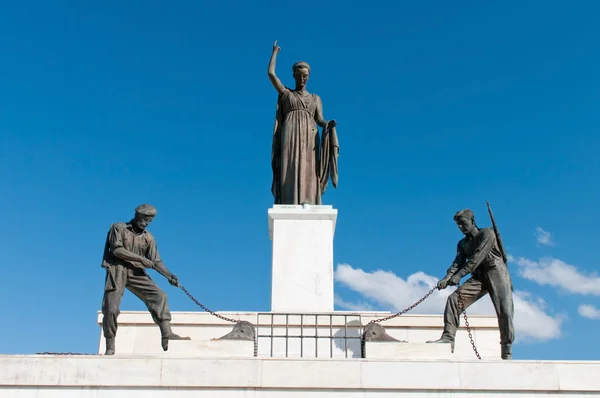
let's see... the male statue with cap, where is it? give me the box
[427,208,514,360]
[100,204,190,355]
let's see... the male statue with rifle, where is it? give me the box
[100,204,190,355]
[427,205,514,360]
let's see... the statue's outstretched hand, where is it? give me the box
[273,40,281,53]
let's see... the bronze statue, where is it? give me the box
[100,204,190,355]
[268,41,339,205]
[427,208,515,360]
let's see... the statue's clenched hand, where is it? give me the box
[168,274,179,287]
[437,277,450,290]
[447,273,462,286]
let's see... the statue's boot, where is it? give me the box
[105,338,115,355]
[501,344,512,360]
[426,334,455,352]
[159,321,191,351]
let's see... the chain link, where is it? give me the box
[456,286,481,360]
[367,286,438,325]
[177,284,239,323]
[36,352,91,355]
[361,286,437,358]
[151,267,238,323]
[156,268,259,357]
[38,270,477,360]
[364,283,482,360]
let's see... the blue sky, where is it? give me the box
[1,1,600,361]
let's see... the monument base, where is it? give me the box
[96,310,502,359]
[3,355,600,396]
[3,311,598,396]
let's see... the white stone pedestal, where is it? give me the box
[96,311,502,359]
[268,205,337,312]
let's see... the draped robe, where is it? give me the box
[271,88,339,205]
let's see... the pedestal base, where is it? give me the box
[4,355,600,396]
[97,311,502,359]
[268,205,337,313]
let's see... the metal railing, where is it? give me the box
[256,312,364,359]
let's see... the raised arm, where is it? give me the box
[314,95,337,128]
[268,41,286,94]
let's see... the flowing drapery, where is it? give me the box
[271,90,339,205]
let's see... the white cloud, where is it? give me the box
[334,294,375,311]
[534,227,554,246]
[512,291,564,341]
[334,263,563,342]
[578,304,600,320]
[510,256,600,296]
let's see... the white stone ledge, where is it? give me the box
[2,356,600,393]
[268,205,338,239]
[137,339,255,357]
[99,311,499,328]
[364,341,491,361]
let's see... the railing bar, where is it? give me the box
[257,334,360,340]
[270,313,274,357]
[330,313,333,358]
[252,312,366,359]
[315,314,318,358]
[256,313,260,357]
[344,314,348,358]
[285,314,289,358]
[301,314,304,358]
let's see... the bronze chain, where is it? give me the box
[178,283,259,357]
[456,287,481,359]
[367,286,438,325]
[37,269,478,360]
[35,352,90,355]
[154,268,259,357]
[365,284,481,360]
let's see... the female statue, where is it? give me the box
[268,41,339,205]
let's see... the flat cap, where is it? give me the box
[454,208,474,221]
[135,204,157,216]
